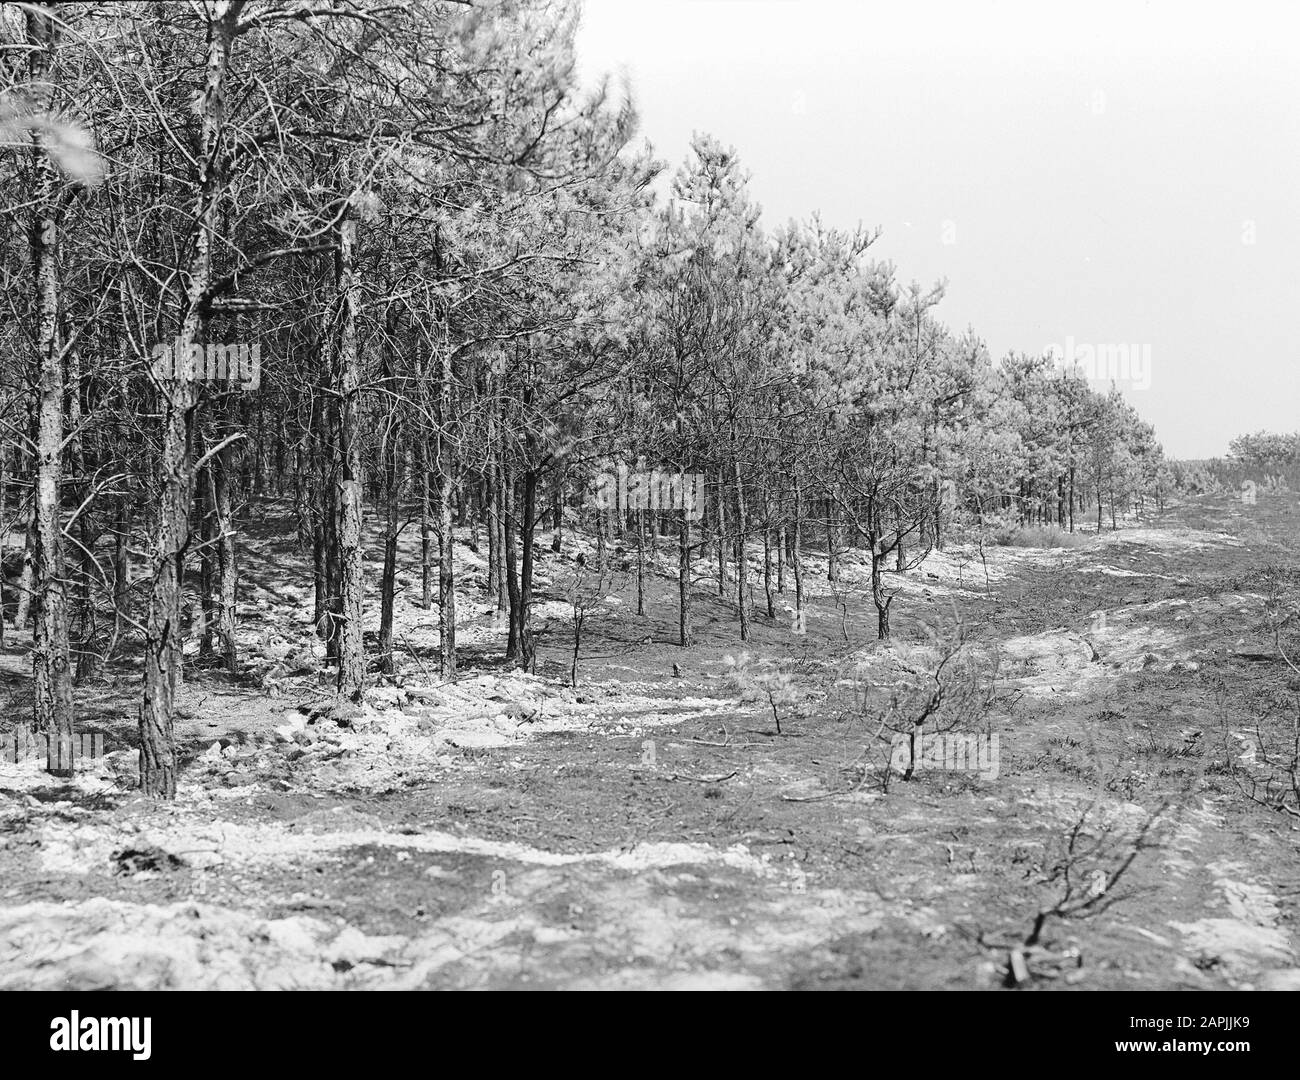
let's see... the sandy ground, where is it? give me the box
[1,493,1299,989]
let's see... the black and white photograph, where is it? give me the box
[0,0,1296,1024]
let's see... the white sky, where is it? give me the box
[574,0,1300,459]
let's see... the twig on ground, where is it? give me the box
[399,632,432,680]
[659,769,738,784]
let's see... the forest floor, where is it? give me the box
[1,492,1299,990]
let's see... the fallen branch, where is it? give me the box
[780,789,852,802]
[689,738,766,748]
[399,633,433,680]
[660,770,738,784]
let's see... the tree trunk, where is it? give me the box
[313,511,327,638]
[934,488,944,551]
[762,499,774,619]
[377,445,400,676]
[826,500,838,582]
[0,448,8,647]
[1068,465,1076,533]
[484,470,498,596]
[113,498,131,640]
[67,344,98,683]
[715,468,727,596]
[635,512,645,616]
[334,199,365,700]
[198,460,215,659]
[434,327,456,679]
[872,545,892,641]
[518,467,538,672]
[504,466,521,660]
[731,449,749,641]
[213,440,237,673]
[677,475,694,648]
[551,480,563,554]
[495,459,508,616]
[418,431,433,609]
[27,1,74,767]
[15,503,35,633]
[776,523,785,593]
[141,1,243,797]
[792,482,804,630]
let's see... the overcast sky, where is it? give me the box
[574,0,1300,459]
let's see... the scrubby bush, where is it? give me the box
[989,524,1093,549]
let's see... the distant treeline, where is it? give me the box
[1171,431,1300,496]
